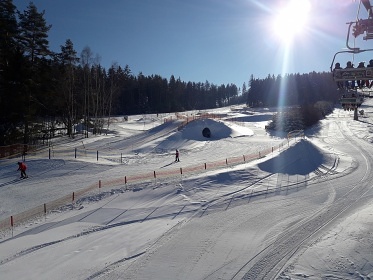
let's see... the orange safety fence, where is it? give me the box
[0,125,301,233]
[0,139,294,233]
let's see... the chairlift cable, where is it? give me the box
[356,0,362,20]
[352,0,362,64]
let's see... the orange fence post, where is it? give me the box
[0,136,290,231]
[10,215,14,237]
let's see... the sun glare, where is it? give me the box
[273,0,311,43]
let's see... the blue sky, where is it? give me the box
[13,0,373,88]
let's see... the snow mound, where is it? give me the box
[258,139,336,175]
[135,118,254,153]
[180,119,253,141]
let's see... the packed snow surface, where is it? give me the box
[0,103,373,280]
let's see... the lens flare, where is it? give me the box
[273,0,311,42]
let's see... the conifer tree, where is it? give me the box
[17,2,52,144]
[18,2,51,65]
[0,0,23,144]
[57,39,79,137]
[0,0,18,69]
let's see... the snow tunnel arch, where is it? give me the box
[202,127,211,138]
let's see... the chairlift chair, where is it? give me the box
[330,0,373,120]
[330,0,373,81]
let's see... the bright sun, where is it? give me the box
[273,0,311,43]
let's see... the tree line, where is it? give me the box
[247,73,340,132]
[1,1,339,146]
[247,72,339,108]
[0,1,244,145]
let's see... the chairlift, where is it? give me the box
[330,0,373,83]
[330,0,373,120]
[340,93,364,110]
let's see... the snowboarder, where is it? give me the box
[175,149,180,162]
[17,162,28,179]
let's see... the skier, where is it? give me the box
[175,149,180,162]
[17,162,28,179]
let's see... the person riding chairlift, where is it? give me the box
[357,61,366,89]
[345,61,355,89]
[366,59,373,88]
[333,62,343,89]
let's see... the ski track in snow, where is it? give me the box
[1,104,373,279]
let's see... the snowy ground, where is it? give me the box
[0,102,372,280]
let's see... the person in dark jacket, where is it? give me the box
[175,149,180,162]
[366,59,373,88]
[333,62,343,89]
[345,61,354,89]
[357,61,365,89]
[17,162,28,178]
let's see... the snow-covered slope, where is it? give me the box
[0,103,373,280]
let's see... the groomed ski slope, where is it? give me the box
[0,103,373,279]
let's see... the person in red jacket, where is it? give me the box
[17,162,28,179]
